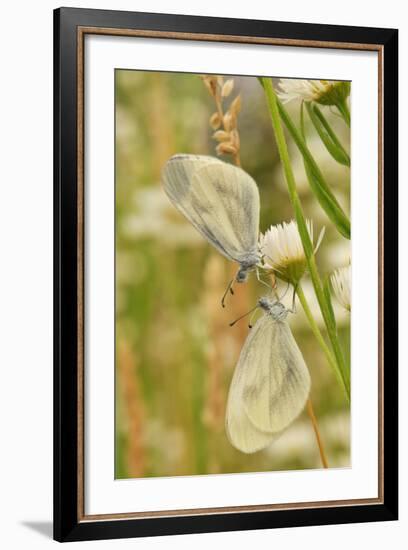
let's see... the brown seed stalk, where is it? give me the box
[201,74,242,167]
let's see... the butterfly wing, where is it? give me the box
[242,316,311,434]
[225,316,276,454]
[225,394,276,454]
[225,315,310,453]
[162,154,260,263]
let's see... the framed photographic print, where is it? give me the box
[54,7,398,542]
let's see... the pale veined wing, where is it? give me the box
[225,298,311,453]
[162,154,260,285]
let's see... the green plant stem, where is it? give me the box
[335,98,351,127]
[260,77,350,402]
[296,285,336,370]
[296,285,344,391]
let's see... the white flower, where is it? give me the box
[259,220,324,284]
[277,79,350,106]
[331,265,351,312]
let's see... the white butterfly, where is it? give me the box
[162,154,261,305]
[225,297,311,454]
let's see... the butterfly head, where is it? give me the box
[236,253,261,283]
[258,298,288,321]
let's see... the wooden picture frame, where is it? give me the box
[54,7,398,542]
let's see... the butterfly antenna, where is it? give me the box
[221,279,234,308]
[229,305,259,327]
[248,308,259,329]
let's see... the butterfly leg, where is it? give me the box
[278,281,291,302]
[221,278,234,308]
[255,267,273,290]
[287,284,298,314]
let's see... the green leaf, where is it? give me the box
[306,103,350,166]
[305,160,350,238]
[279,99,350,239]
[323,275,337,330]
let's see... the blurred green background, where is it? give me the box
[115,70,351,479]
